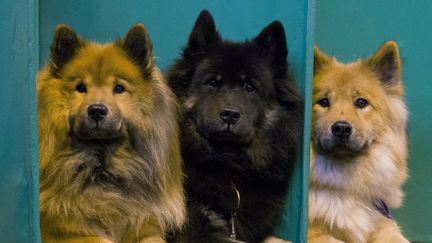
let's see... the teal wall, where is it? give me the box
[316,1,432,242]
[8,1,432,242]
[0,0,40,242]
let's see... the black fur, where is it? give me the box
[167,10,302,243]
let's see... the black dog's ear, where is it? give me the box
[187,10,221,52]
[365,41,402,86]
[123,23,154,73]
[253,21,288,65]
[50,24,82,71]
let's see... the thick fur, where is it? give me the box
[166,10,302,243]
[38,24,185,243]
[309,42,409,243]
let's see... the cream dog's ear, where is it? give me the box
[365,41,403,95]
[313,45,332,75]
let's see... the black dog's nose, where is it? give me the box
[331,121,352,138]
[88,104,108,121]
[220,108,240,125]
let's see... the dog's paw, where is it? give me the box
[139,236,165,243]
[370,232,409,243]
[369,218,410,243]
[308,236,346,243]
[262,236,291,243]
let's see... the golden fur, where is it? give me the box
[308,42,409,243]
[38,24,185,243]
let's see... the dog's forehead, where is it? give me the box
[315,64,377,92]
[214,71,250,81]
[63,44,142,83]
[196,56,256,79]
[211,43,261,65]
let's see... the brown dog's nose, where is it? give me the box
[88,104,108,121]
[331,121,352,138]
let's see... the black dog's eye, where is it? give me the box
[355,98,369,109]
[113,84,126,94]
[75,83,87,93]
[317,98,330,107]
[244,83,256,93]
[207,79,218,88]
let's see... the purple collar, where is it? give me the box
[374,199,393,220]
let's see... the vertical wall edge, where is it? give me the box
[28,0,40,242]
[299,0,315,242]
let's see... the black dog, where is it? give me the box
[167,10,302,243]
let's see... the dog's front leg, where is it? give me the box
[139,236,165,243]
[262,235,292,243]
[123,217,165,243]
[308,224,347,243]
[308,235,346,243]
[42,236,114,243]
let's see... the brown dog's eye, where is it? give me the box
[244,83,256,93]
[114,84,126,94]
[317,98,330,107]
[355,98,369,109]
[75,83,87,93]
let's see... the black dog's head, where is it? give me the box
[169,10,294,146]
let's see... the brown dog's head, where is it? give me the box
[312,42,403,158]
[46,24,156,142]
[38,24,186,231]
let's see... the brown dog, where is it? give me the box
[37,24,185,242]
[308,42,409,243]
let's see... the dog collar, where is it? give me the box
[374,199,393,220]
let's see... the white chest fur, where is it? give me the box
[308,187,381,242]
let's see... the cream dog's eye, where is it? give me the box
[113,84,126,94]
[354,98,369,109]
[317,98,330,107]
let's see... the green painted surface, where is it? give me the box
[39,1,313,242]
[316,1,432,242]
[0,0,40,242]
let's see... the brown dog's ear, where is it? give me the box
[123,24,154,75]
[314,45,332,75]
[50,24,82,72]
[365,41,402,88]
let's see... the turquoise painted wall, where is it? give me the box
[10,1,432,242]
[0,0,40,242]
[316,1,432,242]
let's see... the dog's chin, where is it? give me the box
[316,139,369,159]
[70,117,126,142]
[72,125,126,143]
[203,129,252,146]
